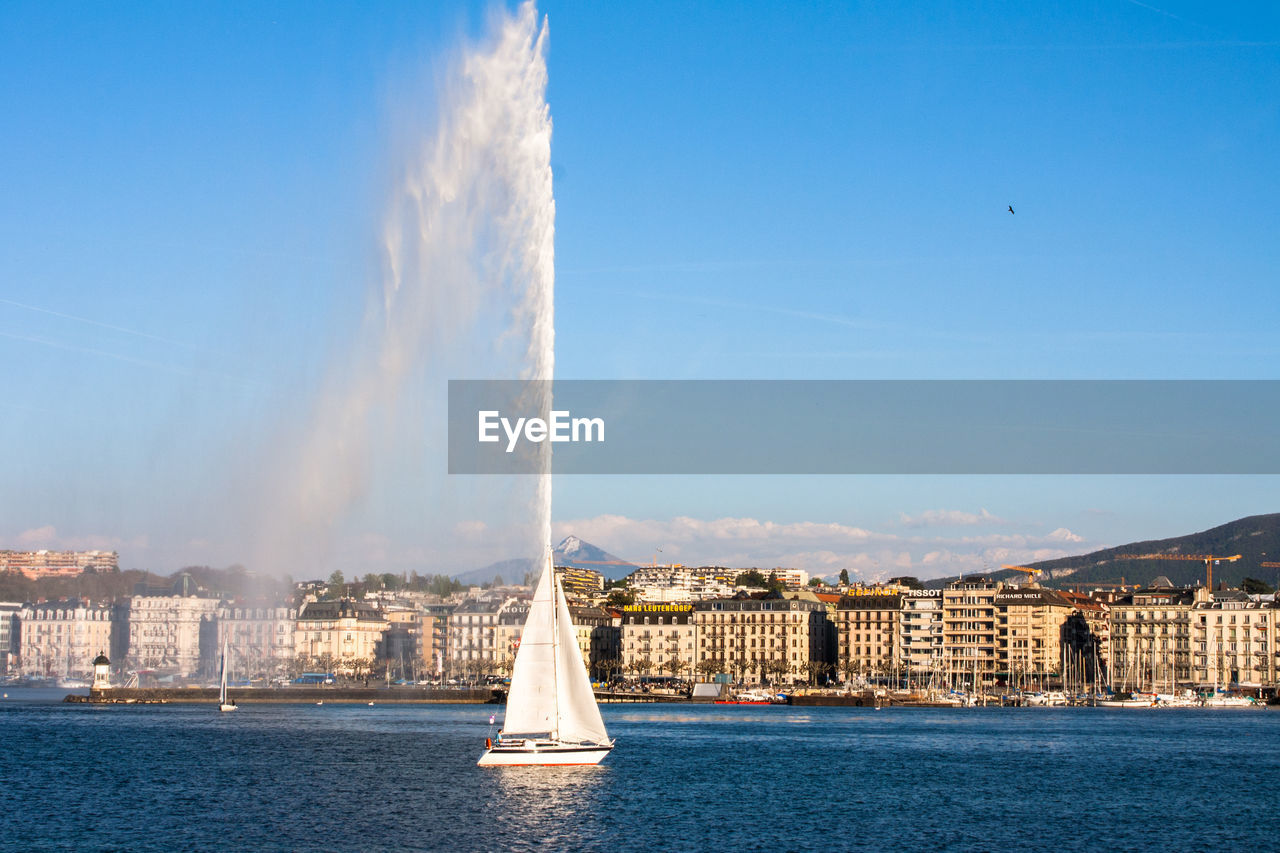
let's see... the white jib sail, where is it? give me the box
[502,560,559,735]
[219,637,229,705]
[552,575,610,745]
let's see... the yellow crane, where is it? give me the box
[1117,553,1241,591]
[1001,565,1043,586]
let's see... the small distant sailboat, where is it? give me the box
[218,636,237,713]
[478,552,613,766]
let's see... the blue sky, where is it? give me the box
[1,1,1277,579]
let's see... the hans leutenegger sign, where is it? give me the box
[447,380,1280,475]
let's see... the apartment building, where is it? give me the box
[693,595,833,684]
[17,599,114,678]
[620,603,695,680]
[214,604,296,680]
[0,602,19,673]
[834,594,901,681]
[899,590,944,680]
[1108,584,1200,692]
[1191,593,1277,689]
[294,599,389,675]
[122,594,220,676]
[943,577,1001,686]
[0,549,118,579]
[995,587,1075,687]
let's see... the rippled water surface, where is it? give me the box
[2,690,1277,851]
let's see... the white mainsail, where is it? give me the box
[553,577,609,744]
[502,562,558,735]
[501,557,609,745]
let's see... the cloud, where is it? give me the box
[899,508,1006,528]
[17,525,57,547]
[553,513,1101,581]
[1046,527,1085,543]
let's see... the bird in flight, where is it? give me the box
[1008,205,1015,215]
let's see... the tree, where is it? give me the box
[665,653,688,683]
[807,577,824,587]
[695,658,719,682]
[607,589,636,606]
[838,654,856,684]
[767,571,785,594]
[888,576,924,590]
[735,569,768,588]
[1242,577,1274,594]
[768,658,791,684]
[838,569,850,585]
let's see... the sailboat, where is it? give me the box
[218,636,237,713]
[477,554,613,766]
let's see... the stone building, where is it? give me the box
[0,602,20,674]
[995,587,1075,688]
[214,603,296,681]
[294,599,389,676]
[834,594,901,682]
[693,594,833,685]
[121,594,219,677]
[16,599,114,678]
[620,603,695,681]
[1191,593,1277,689]
[1108,583,1200,692]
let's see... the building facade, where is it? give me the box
[1191,594,1277,689]
[16,599,114,678]
[620,603,695,681]
[1108,586,1200,692]
[693,595,833,685]
[943,578,1001,687]
[995,587,1075,688]
[122,594,220,676]
[215,604,296,681]
[294,599,389,676]
[0,549,118,579]
[834,594,901,682]
[899,590,944,681]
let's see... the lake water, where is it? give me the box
[2,689,1277,851]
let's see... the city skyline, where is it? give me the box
[2,2,1277,578]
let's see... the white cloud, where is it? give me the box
[899,508,1005,528]
[455,520,488,540]
[17,525,57,546]
[552,513,1101,581]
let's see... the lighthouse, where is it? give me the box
[91,652,111,691]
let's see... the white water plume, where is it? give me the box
[251,2,555,575]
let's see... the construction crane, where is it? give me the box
[1117,553,1241,591]
[1001,565,1043,586]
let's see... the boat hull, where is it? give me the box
[477,743,612,767]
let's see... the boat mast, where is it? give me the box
[549,553,560,740]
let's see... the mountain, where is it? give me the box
[552,535,640,579]
[452,536,640,586]
[453,557,539,587]
[926,512,1280,590]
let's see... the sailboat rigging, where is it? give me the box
[477,553,613,766]
[218,635,237,713]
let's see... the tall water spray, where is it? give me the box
[253,2,555,574]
